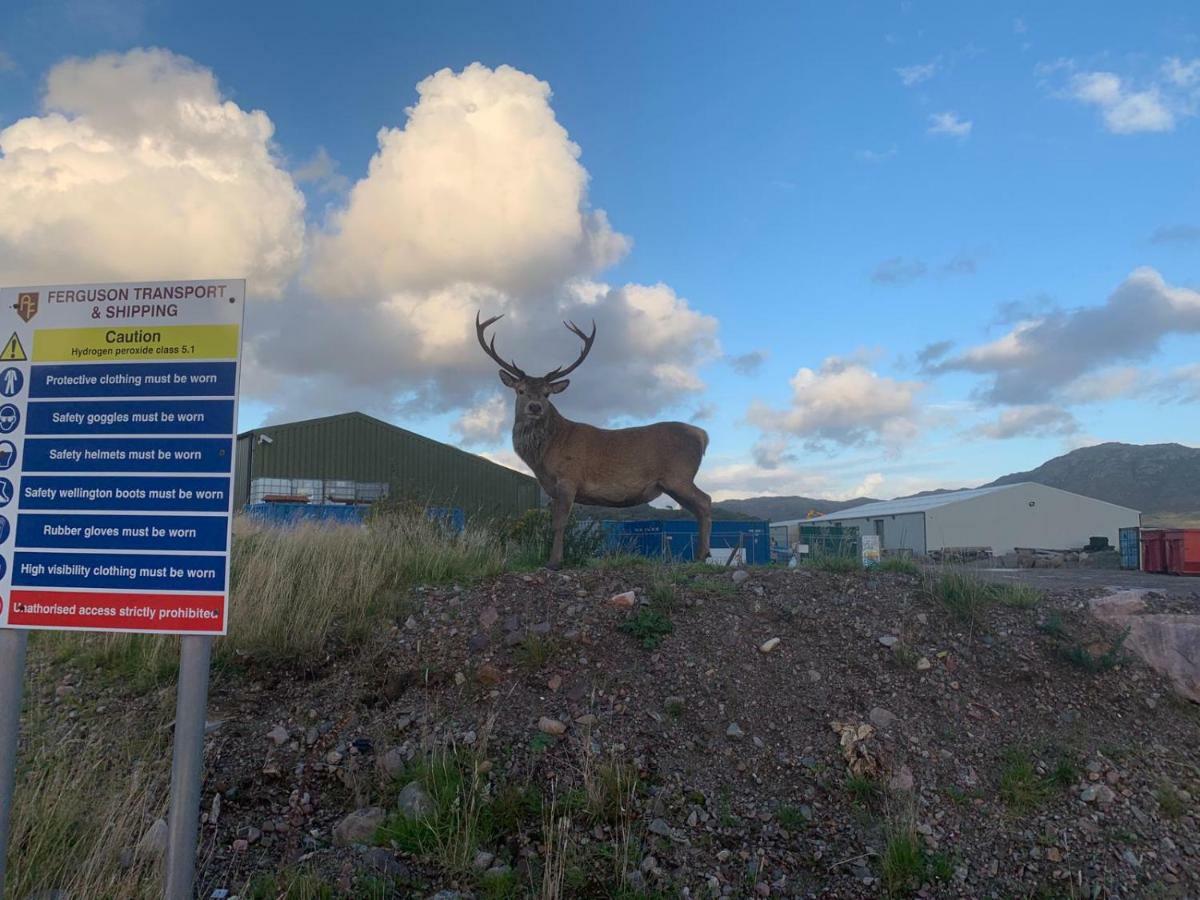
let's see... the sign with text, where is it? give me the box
[0,280,244,634]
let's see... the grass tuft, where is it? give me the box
[876,557,920,576]
[619,608,674,649]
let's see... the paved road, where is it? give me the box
[972,565,1200,597]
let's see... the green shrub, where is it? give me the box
[876,557,920,576]
[619,608,674,649]
[502,508,606,568]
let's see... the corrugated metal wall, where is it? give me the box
[236,412,540,518]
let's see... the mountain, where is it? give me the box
[983,442,1200,519]
[712,495,881,522]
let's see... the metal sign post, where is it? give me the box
[164,634,212,899]
[0,278,244,899]
[0,628,29,896]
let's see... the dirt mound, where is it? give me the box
[30,565,1200,897]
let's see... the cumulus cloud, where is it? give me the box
[1060,367,1141,404]
[727,350,768,376]
[748,356,924,450]
[308,63,629,300]
[929,267,1200,404]
[751,436,796,470]
[969,405,1080,439]
[1045,57,1200,134]
[2,53,720,436]
[452,392,509,445]
[0,49,306,296]
[928,111,972,137]
[896,61,937,86]
[916,340,953,367]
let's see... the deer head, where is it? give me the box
[476,312,596,423]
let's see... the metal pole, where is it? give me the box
[164,635,212,900]
[0,628,29,899]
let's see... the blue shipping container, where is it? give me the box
[602,519,771,564]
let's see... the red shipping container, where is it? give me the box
[1141,530,1167,573]
[1164,529,1200,576]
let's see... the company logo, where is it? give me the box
[15,292,38,322]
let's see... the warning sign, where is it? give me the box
[1,333,26,362]
[0,279,244,635]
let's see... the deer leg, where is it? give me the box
[548,484,576,570]
[662,480,712,562]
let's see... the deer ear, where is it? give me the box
[499,370,519,388]
[548,379,569,394]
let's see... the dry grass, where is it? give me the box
[37,511,506,679]
[6,667,173,900]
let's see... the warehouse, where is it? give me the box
[234,411,541,518]
[776,482,1140,557]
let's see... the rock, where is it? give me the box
[468,633,490,652]
[135,818,168,861]
[454,671,467,686]
[759,638,781,653]
[378,747,407,779]
[538,717,567,736]
[878,635,899,648]
[232,839,249,852]
[732,570,750,585]
[807,670,822,683]
[548,674,562,692]
[266,725,290,746]
[479,606,499,629]
[648,818,674,837]
[333,807,386,847]
[474,850,496,870]
[398,782,434,820]
[364,846,409,877]
[888,766,914,792]
[503,615,521,632]
[531,621,552,635]
[916,657,932,671]
[726,722,745,740]
[485,864,513,880]
[608,591,636,608]
[404,615,418,631]
[476,664,504,685]
[869,707,898,729]
[575,714,598,726]
[1091,590,1200,703]
[237,825,261,845]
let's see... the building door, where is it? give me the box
[873,519,885,548]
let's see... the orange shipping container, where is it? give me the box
[1164,529,1200,576]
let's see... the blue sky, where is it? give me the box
[1,1,1197,501]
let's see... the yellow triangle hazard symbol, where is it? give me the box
[0,333,26,361]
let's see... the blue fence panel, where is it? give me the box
[602,519,771,564]
[244,503,467,532]
[1119,527,1140,570]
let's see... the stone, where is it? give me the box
[135,818,168,861]
[266,725,290,746]
[333,807,386,847]
[878,635,899,648]
[476,664,504,685]
[726,722,745,740]
[474,850,496,870]
[404,615,418,631]
[398,782,434,820]
[759,638,781,653]
[807,670,822,683]
[648,818,674,837]
[732,570,750,585]
[468,633,490,652]
[888,766,914,792]
[232,839,249,852]
[503,615,521,632]
[575,714,598,726]
[916,657,932,671]
[608,591,636,608]
[237,825,261,845]
[364,847,409,877]
[1090,590,1200,703]
[479,606,499,629]
[531,621,552,635]
[869,707,898,729]
[548,674,562,692]
[378,747,406,778]
[538,717,567,736]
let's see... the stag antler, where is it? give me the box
[544,320,596,381]
[476,312,527,378]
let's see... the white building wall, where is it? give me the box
[924,483,1140,555]
[816,513,926,555]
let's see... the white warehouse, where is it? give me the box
[784,483,1141,557]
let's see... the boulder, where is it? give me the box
[1091,590,1200,703]
[333,806,386,847]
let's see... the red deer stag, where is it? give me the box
[476,312,712,568]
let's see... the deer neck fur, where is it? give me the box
[512,405,566,481]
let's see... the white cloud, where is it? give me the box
[1046,57,1200,134]
[294,146,350,195]
[308,63,629,300]
[1060,367,1141,404]
[453,392,509,445]
[896,61,937,86]
[727,349,767,376]
[928,111,972,137]
[969,404,1080,440]
[1070,72,1173,133]
[0,49,306,296]
[930,267,1200,404]
[855,145,897,163]
[748,356,924,449]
